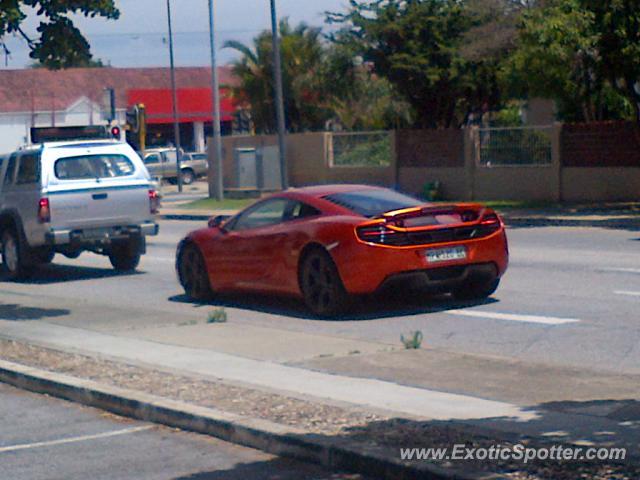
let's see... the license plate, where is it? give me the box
[425,246,467,263]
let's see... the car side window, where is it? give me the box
[286,201,320,221]
[231,198,289,231]
[16,153,41,185]
[145,154,161,165]
[3,154,18,186]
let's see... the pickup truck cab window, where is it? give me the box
[55,154,135,180]
[16,153,41,185]
[144,153,161,165]
[3,154,17,186]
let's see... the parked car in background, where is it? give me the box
[0,140,159,279]
[142,148,208,185]
[176,185,509,316]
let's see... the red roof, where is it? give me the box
[0,66,235,113]
[127,88,235,124]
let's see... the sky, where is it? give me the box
[1,0,349,69]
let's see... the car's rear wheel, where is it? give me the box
[1,229,33,280]
[300,248,348,317]
[452,278,500,301]
[108,239,141,272]
[178,242,212,300]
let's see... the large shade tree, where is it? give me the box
[327,0,519,128]
[0,1,119,69]
[505,0,639,122]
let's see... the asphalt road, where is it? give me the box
[0,383,358,480]
[0,219,638,376]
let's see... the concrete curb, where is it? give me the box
[159,211,640,230]
[504,217,640,229]
[0,359,476,480]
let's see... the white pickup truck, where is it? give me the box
[0,140,159,279]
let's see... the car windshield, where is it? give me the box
[54,154,135,180]
[324,189,423,218]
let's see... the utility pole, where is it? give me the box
[208,0,224,200]
[270,0,288,190]
[166,0,183,192]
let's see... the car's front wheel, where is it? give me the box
[299,248,349,317]
[177,242,212,300]
[452,278,500,301]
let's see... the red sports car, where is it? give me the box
[176,185,508,316]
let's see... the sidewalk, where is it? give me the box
[0,319,637,479]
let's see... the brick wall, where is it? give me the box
[396,129,465,167]
[561,121,640,167]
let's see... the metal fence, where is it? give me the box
[475,126,553,166]
[329,131,392,167]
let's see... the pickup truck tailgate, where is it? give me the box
[48,181,152,230]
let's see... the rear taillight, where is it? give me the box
[38,198,50,223]
[356,224,409,246]
[149,189,160,214]
[479,211,502,233]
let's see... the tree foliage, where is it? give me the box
[0,0,119,69]
[225,19,412,134]
[327,0,519,128]
[506,0,639,122]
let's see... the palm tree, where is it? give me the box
[224,19,329,133]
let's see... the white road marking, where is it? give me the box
[446,310,580,325]
[0,426,153,454]
[615,291,640,297]
[601,268,640,274]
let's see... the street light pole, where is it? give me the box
[208,0,224,201]
[270,0,288,190]
[166,0,183,192]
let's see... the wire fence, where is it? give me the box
[476,126,553,166]
[329,131,392,167]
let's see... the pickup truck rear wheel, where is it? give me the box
[108,239,141,272]
[1,229,34,280]
[33,247,55,264]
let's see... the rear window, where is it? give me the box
[54,154,135,180]
[324,189,423,218]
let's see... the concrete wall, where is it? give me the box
[216,132,395,189]
[213,123,640,203]
[561,168,640,202]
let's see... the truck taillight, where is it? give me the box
[148,189,160,214]
[38,198,51,223]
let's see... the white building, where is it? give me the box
[0,66,235,154]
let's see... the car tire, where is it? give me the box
[452,278,500,301]
[181,169,195,185]
[299,248,349,317]
[33,247,55,264]
[177,242,213,300]
[1,229,34,280]
[108,240,141,272]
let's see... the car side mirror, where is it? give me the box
[208,215,231,230]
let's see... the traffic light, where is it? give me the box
[126,105,140,133]
[125,104,146,151]
[110,125,121,139]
